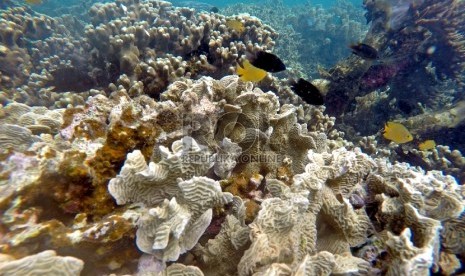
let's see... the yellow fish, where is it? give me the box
[382,121,413,144]
[418,140,436,151]
[25,0,42,4]
[225,19,245,33]
[236,59,267,82]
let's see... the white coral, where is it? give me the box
[108,136,213,205]
[0,250,83,276]
[135,177,233,262]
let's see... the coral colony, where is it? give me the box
[0,0,465,275]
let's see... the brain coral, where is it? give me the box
[0,250,83,276]
[108,138,213,206]
[365,161,464,274]
[136,177,233,261]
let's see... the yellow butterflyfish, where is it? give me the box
[382,121,413,144]
[418,140,436,151]
[236,59,267,82]
[225,19,245,33]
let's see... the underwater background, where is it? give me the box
[1,0,464,275]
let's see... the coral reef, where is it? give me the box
[1,0,465,275]
[1,0,277,107]
[223,0,367,79]
[0,102,64,135]
[1,70,465,274]
[320,0,465,155]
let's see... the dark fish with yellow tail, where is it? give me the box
[350,43,379,60]
[290,78,324,106]
[248,51,286,73]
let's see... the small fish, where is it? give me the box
[210,7,219,13]
[25,0,42,4]
[394,147,432,171]
[382,121,413,144]
[46,67,95,93]
[248,51,286,73]
[418,140,436,151]
[397,99,415,114]
[350,43,379,60]
[236,59,267,82]
[121,4,127,14]
[183,38,214,64]
[225,19,245,33]
[290,78,324,106]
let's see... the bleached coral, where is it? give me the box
[0,250,84,276]
[161,263,204,276]
[108,137,213,205]
[365,161,465,274]
[135,177,233,261]
[0,124,40,152]
[198,214,250,275]
[212,138,242,179]
[235,148,376,274]
[0,102,64,135]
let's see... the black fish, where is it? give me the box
[350,43,379,60]
[210,6,219,13]
[46,67,95,93]
[397,99,415,115]
[394,147,432,171]
[290,78,324,106]
[183,38,214,64]
[364,12,372,24]
[248,51,286,73]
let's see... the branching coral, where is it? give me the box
[84,0,277,98]
[1,0,278,107]
[224,0,366,78]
